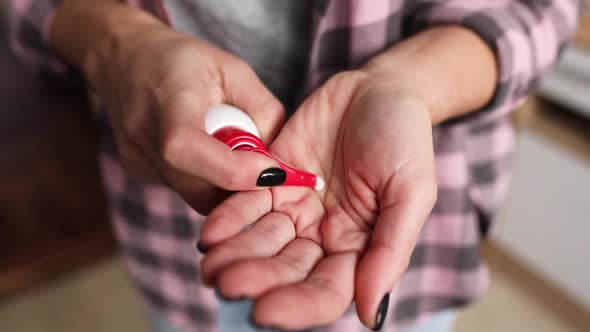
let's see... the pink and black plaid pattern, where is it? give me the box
[8,0,584,331]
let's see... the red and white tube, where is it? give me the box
[205,104,325,191]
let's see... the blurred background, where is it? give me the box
[0,6,589,332]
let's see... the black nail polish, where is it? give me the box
[256,168,286,187]
[196,241,208,254]
[373,293,390,331]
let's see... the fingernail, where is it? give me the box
[196,241,208,254]
[373,293,390,331]
[256,168,286,187]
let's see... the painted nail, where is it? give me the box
[196,241,208,254]
[373,293,390,331]
[256,168,286,187]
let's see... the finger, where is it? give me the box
[119,146,164,182]
[252,251,358,330]
[123,114,230,215]
[217,238,324,299]
[115,133,166,183]
[200,212,295,285]
[200,189,272,247]
[220,60,285,144]
[168,175,229,216]
[158,92,283,191]
[355,175,437,330]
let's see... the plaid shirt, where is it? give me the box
[8,1,583,331]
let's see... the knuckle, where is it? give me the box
[262,98,285,121]
[155,84,199,111]
[160,128,185,166]
[222,57,257,83]
[217,168,239,190]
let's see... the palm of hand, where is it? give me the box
[200,71,437,330]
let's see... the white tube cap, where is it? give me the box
[205,104,261,137]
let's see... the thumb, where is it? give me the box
[159,91,286,191]
[219,60,285,144]
[355,175,436,330]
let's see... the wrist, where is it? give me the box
[362,25,497,125]
[359,66,437,124]
[50,0,164,83]
[354,68,434,127]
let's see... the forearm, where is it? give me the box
[363,25,498,125]
[49,0,163,82]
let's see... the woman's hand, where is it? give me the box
[198,25,497,330]
[51,1,285,214]
[199,70,437,330]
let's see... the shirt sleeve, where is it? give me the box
[405,0,586,124]
[7,0,79,79]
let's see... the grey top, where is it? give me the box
[164,0,313,111]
